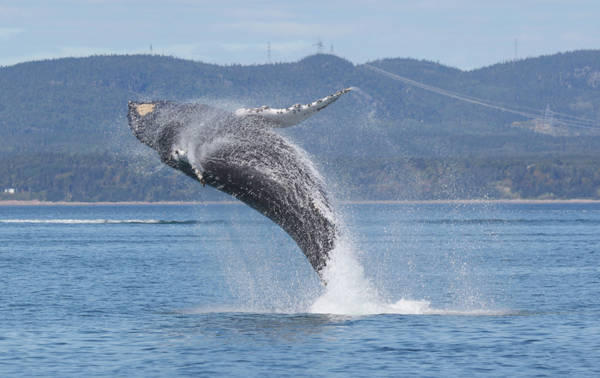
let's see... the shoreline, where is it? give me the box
[1,199,600,206]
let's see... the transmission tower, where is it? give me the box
[314,40,323,54]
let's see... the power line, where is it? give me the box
[363,63,600,130]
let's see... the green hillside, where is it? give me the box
[1,51,600,201]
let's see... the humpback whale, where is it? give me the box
[127,88,352,279]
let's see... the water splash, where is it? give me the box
[127,92,496,316]
[309,238,434,315]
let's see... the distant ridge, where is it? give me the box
[2,50,600,201]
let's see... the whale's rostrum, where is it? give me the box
[127,88,352,280]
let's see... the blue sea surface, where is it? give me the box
[1,203,599,376]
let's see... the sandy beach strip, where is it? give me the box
[1,199,600,206]
[0,200,240,206]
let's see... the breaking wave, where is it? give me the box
[0,219,224,225]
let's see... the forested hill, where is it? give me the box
[3,51,600,156]
[2,51,600,201]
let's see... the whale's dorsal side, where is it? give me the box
[234,88,352,128]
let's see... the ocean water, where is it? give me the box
[1,203,599,376]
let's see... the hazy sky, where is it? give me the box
[1,0,599,69]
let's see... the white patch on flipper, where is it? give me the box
[234,88,353,128]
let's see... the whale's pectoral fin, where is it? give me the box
[234,87,353,128]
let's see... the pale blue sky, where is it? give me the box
[1,0,599,69]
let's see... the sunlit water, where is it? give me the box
[1,203,599,376]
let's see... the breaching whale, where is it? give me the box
[127,88,352,279]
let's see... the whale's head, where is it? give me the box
[128,101,199,179]
[127,100,237,182]
[128,101,181,152]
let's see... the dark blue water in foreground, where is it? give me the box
[1,203,599,376]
